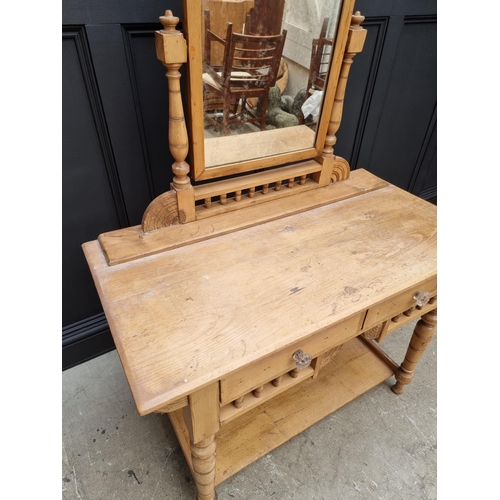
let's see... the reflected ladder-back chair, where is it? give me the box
[300,17,333,124]
[306,17,333,94]
[203,11,287,135]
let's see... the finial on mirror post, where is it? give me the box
[142,10,196,231]
[350,11,365,29]
[159,10,180,33]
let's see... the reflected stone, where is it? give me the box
[263,86,299,129]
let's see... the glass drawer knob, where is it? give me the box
[413,291,431,308]
[293,350,312,369]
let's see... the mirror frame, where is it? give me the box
[97,2,366,261]
[182,0,356,181]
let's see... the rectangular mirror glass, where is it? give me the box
[183,0,349,181]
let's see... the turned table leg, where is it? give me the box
[392,308,437,395]
[183,382,220,500]
[191,435,217,500]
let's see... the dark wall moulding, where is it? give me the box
[62,313,115,371]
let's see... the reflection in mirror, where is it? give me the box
[200,0,343,168]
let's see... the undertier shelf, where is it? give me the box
[168,335,396,485]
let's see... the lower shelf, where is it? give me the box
[168,335,396,486]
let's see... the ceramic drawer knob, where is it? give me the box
[293,350,312,369]
[413,291,431,309]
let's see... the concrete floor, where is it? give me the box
[62,320,437,500]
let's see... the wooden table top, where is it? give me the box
[83,170,437,415]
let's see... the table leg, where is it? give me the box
[183,382,220,500]
[392,308,437,395]
[191,435,218,500]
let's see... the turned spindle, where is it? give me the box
[392,309,437,395]
[233,396,244,408]
[191,436,217,500]
[403,306,416,317]
[253,385,264,398]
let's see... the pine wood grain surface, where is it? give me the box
[98,168,387,265]
[169,336,395,484]
[82,171,436,416]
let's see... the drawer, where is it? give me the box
[220,312,364,405]
[363,276,437,331]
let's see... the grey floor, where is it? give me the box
[62,320,437,500]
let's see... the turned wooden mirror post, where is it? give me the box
[314,10,366,186]
[141,1,367,233]
[143,10,196,229]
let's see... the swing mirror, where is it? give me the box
[182,0,354,181]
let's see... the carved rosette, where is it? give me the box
[363,323,384,341]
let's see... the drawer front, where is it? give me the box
[220,312,364,405]
[363,276,437,331]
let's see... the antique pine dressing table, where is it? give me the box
[82,2,437,499]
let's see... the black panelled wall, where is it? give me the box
[62,0,437,369]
